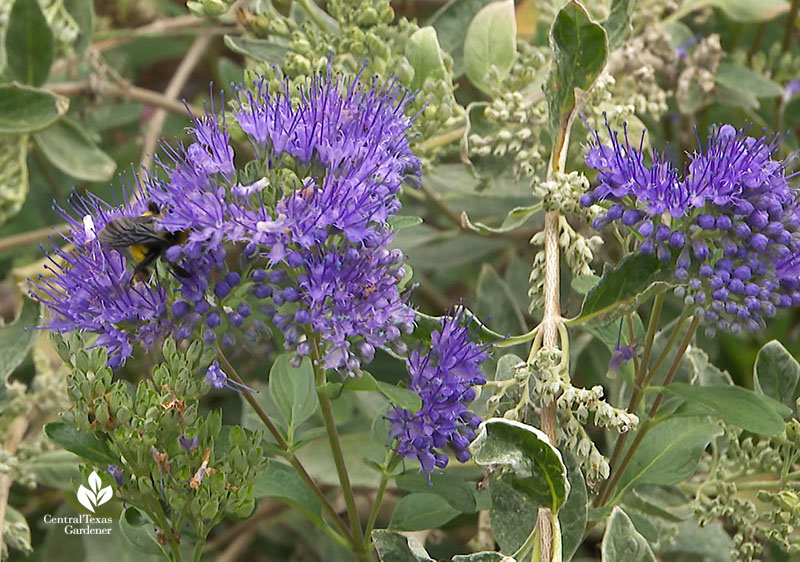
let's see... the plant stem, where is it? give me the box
[640,314,690,391]
[47,81,200,117]
[312,360,368,559]
[647,316,700,417]
[598,316,700,507]
[363,466,392,544]
[594,293,664,506]
[192,540,204,562]
[215,346,353,544]
[0,224,71,253]
[783,0,800,52]
[418,126,466,151]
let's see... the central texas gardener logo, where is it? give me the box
[77,471,113,513]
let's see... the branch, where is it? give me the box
[47,81,200,117]
[138,33,214,182]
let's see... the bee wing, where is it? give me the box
[97,216,168,248]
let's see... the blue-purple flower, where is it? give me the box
[583,122,800,336]
[33,66,422,381]
[387,309,488,479]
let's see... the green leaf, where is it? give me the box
[559,454,587,561]
[613,417,722,502]
[389,492,461,531]
[6,0,53,86]
[0,298,39,386]
[429,0,495,75]
[405,27,447,91]
[494,354,524,381]
[489,476,536,553]
[337,370,422,411]
[253,460,325,528]
[545,2,608,151]
[376,381,422,412]
[63,0,95,57]
[223,35,289,64]
[669,0,789,22]
[463,0,517,94]
[571,274,600,295]
[470,418,570,512]
[43,422,117,465]
[754,340,800,408]
[5,506,31,554]
[601,507,656,562]
[0,133,30,226]
[664,383,790,437]
[716,62,782,98]
[452,553,515,562]
[20,450,82,491]
[473,264,528,344]
[0,85,69,133]
[461,204,541,235]
[372,529,435,562]
[571,252,673,325]
[395,471,477,513]
[268,353,318,441]
[34,117,116,182]
[603,0,635,50]
[388,215,423,230]
[119,507,163,556]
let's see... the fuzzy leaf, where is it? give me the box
[613,417,722,502]
[395,471,477,513]
[665,382,790,436]
[604,0,635,50]
[429,0,495,75]
[754,340,800,408]
[372,529,435,562]
[44,422,117,465]
[571,252,673,325]
[389,492,461,531]
[0,133,29,226]
[34,117,116,182]
[405,27,447,90]
[601,507,656,562]
[119,507,163,556]
[463,0,517,94]
[223,35,289,64]
[470,418,569,512]
[5,0,53,86]
[253,460,325,528]
[546,2,608,148]
[268,353,318,441]
[0,85,69,133]
[559,453,587,561]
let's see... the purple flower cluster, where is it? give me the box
[387,310,488,479]
[33,192,170,369]
[582,123,800,336]
[33,67,422,375]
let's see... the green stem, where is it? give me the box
[600,316,700,507]
[783,0,800,53]
[215,346,354,544]
[647,316,700,417]
[418,126,466,151]
[595,293,664,507]
[363,459,393,544]
[309,339,369,560]
[641,314,689,391]
[192,540,204,562]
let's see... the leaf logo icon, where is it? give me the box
[77,471,113,513]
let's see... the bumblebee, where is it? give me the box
[97,201,190,279]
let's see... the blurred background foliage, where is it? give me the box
[1,0,800,560]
